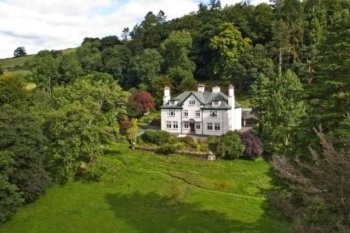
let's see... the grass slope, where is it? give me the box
[0,143,290,233]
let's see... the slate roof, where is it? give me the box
[161,90,241,110]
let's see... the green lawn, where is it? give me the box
[0,143,290,233]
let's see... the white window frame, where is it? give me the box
[214,123,220,131]
[168,110,175,117]
[210,111,218,118]
[183,110,188,118]
[195,111,200,118]
[212,101,220,106]
[166,121,172,129]
[189,100,195,106]
[207,122,213,131]
[195,123,201,130]
[184,121,189,129]
[173,121,178,129]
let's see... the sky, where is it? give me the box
[0,0,269,58]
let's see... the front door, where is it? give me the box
[189,122,195,133]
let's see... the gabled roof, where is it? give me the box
[161,90,241,110]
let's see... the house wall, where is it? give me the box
[161,109,182,134]
[161,94,242,136]
[202,109,230,136]
[181,95,202,135]
[231,107,242,131]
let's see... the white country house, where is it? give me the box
[160,84,242,136]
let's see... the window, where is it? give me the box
[166,121,171,129]
[195,111,200,118]
[168,110,175,117]
[195,123,200,130]
[183,110,188,118]
[207,123,213,131]
[214,123,220,131]
[184,121,189,129]
[173,121,178,129]
[169,100,178,106]
[210,111,218,117]
[212,101,220,106]
[189,100,195,106]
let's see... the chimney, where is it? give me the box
[163,85,170,105]
[212,86,221,93]
[198,83,205,92]
[228,84,235,108]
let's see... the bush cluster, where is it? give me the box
[240,131,263,159]
[141,130,173,145]
[208,131,245,160]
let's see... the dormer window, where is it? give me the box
[189,100,195,106]
[168,110,175,117]
[169,100,178,106]
[212,100,220,106]
[210,111,218,117]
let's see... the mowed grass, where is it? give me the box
[0,143,290,233]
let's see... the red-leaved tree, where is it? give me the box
[131,91,155,116]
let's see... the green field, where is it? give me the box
[0,143,290,233]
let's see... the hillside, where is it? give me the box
[0,48,76,71]
[0,143,290,233]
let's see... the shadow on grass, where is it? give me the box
[105,192,286,233]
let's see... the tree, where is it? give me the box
[161,30,195,90]
[13,47,26,57]
[0,149,23,223]
[129,49,162,89]
[0,65,3,75]
[129,91,155,116]
[58,53,83,84]
[100,36,121,50]
[0,105,51,201]
[209,23,250,80]
[42,78,128,181]
[121,27,129,41]
[0,75,29,108]
[251,70,306,155]
[76,40,102,73]
[102,45,131,81]
[309,9,350,132]
[126,118,138,144]
[228,44,275,93]
[271,129,350,232]
[31,50,59,93]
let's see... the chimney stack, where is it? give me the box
[212,86,221,93]
[163,85,170,105]
[228,84,235,108]
[198,83,205,92]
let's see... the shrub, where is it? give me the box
[141,130,173,145]
[119,119,130,135]
[240,131,264,159]
[180,136,196,146]
[210,131,245,160]
[150,116,161,126]
[208,136,220,153]
[77,160,107,181]
[156,143,179,154]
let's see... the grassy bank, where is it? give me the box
[0,143,290,233]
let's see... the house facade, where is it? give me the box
[160,84,242,136]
